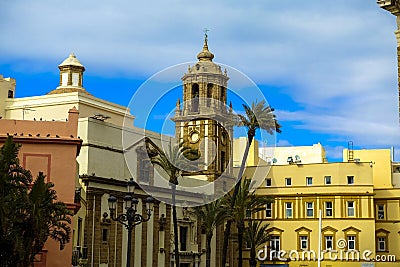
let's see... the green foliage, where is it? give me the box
[236,100,281,136]
[191,198,227,236]
[146,139,199,185]
[0,136,72,267]
[244,220,270,267]
[146,139,199,267]
[222,100,280,267]
[223,178,272,228]
[190,198,228,267]
[222,178,273,267]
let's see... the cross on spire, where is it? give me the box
[203,28,209,43]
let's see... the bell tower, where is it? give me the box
[378,0,400,122]
[172,35,234,184]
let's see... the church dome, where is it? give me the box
[197,40,214,62]
[59,53,84,68]
[187,37,224,75]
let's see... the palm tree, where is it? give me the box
[146,139,198,267]
[222,100,280,267]
[190,198,228,267]
[25,172,72,265]
[0,136,32,266]
[223,178,272,267]
[244,220,270,267]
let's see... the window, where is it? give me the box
[285,202,293,218]
[136,147,154,184]
[77,217,82,246]
[347,235,356,250]
[179,226,188,251]
[324,176,332,185]
[306,202,314,217]
[220,151,226,172]
[138,158,152,184]
[72,72,79,86]
[191,84,199,112]
[325,236,333,250]
[377,237,386,251]
[377,204,385,220]
[207,83,213,107]
[325,202,333,217]
[306,177,313,186]
[266,203,272,218]
[265,178,271,187]
[347,201,355,217]
[270,236,280,257]
[285,178,292,186]
[8,90,14,98]
[347,176,354,185]
[220,87,226,103]
[102,229,108,242]
[61,72,68,86]
[300,236,308,250]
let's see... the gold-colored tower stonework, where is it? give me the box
[172,36,235,184]
[378,0,400,122]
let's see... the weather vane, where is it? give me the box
[203,28,209,42]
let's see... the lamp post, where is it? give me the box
[108,178,154,267]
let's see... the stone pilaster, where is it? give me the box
[152,202,160,267]
[165,204,172,267]
[141,198,148,266]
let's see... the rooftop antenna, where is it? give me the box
[347,141,354,162]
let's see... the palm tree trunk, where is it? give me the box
[206,233,213,267]
[221,132,254,266]
[249,233,257,267]
[249,251,257,267]
[238,223,244,267]
[172,184,180,267]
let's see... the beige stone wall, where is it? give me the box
[0,74,16,118]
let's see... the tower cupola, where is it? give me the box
[48,53,90,95]
[197,36,214,62]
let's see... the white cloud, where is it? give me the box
[276,109,400,152]
[324,145,346,162]
[276,139,292,147]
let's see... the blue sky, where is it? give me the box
[1,0,399,161]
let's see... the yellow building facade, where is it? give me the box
[241,147,400,267]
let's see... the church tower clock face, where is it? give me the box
[190,131,200,143]
[171,35,235,183]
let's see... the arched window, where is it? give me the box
[220,86,226,103]
[191,84,199,112]
[207,83,213,107]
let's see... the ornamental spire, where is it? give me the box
[197,29,214,62]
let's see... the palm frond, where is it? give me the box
[146,139,199,185]
[244,220,270,251]
[235,100,281,135]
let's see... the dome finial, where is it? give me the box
[197,28,214,61]
[204,28,209,46]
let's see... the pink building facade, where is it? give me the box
[0,108,82,267]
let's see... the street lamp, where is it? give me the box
[108,178,154,267]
